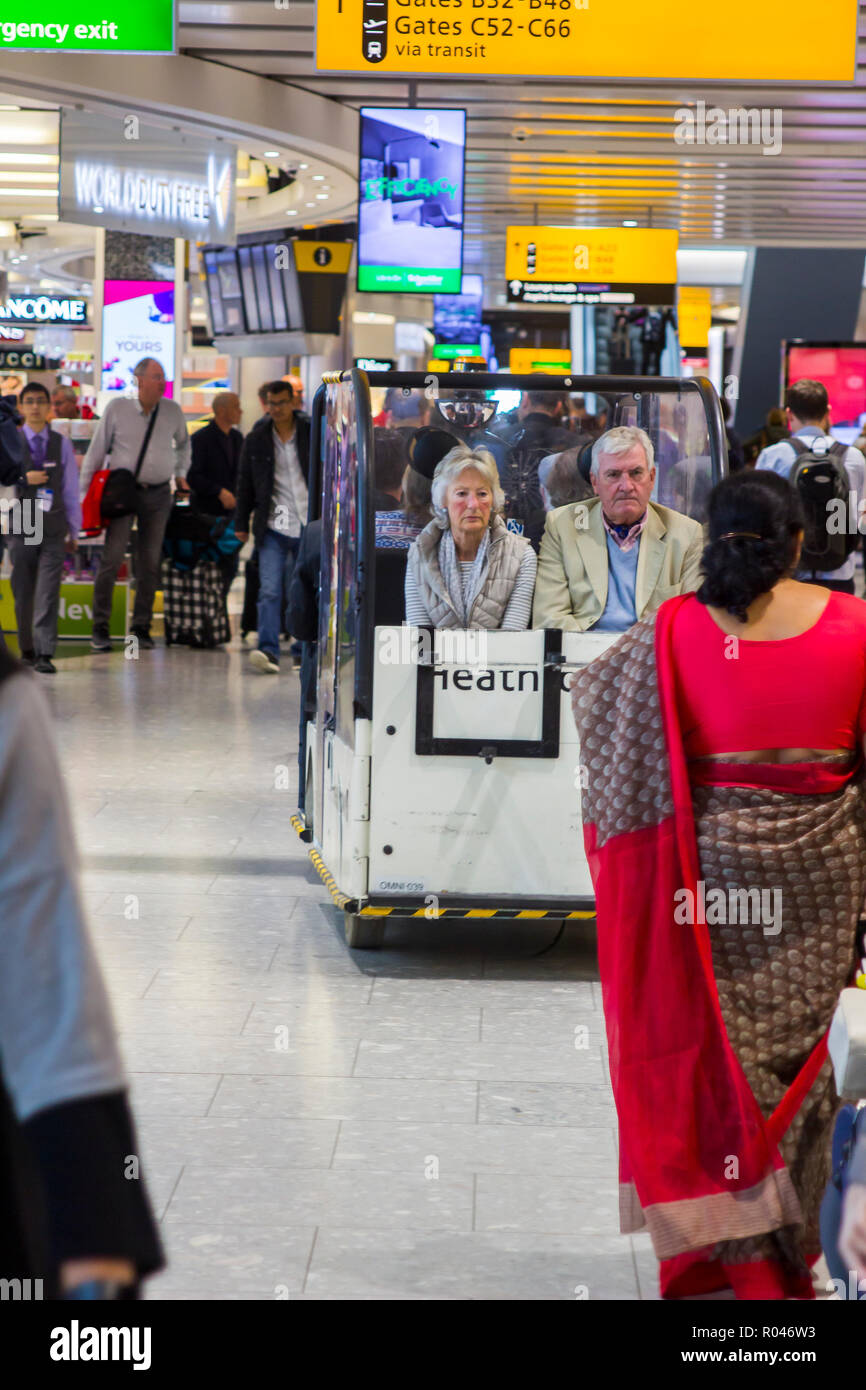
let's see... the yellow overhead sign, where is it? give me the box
[315,0,856,80]
[678,287,712,349]
[292,241,354,274]
[506,226,678,306]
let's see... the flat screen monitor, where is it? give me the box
[358,106,466,294]
[250,243,275,333]
[264,242,290,331]
[237,245,261,334]
[785,342,866,441]
[433,273,483,348]
[204,248,245,335]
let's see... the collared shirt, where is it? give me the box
[269,426,308,538]
[757,426,865,581]
[601,508,649,553]
[22,424,82,533]
[79,395,190,497]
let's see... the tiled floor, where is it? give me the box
[50,632,650,1301]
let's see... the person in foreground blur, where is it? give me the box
[50,385,80,421]
[80,357,190,651]
[372,428,407,513]
[0,644,163,1296]
[720,397,745,473]
[572,469,866,1300]
[374,426,438,550]
[8,382,81,673]
[837,1130,866,1288]
[404,443,536,630]
[756,378,864,593]
[743,405,789,463]
[188,392,244,598]
[532,425,703,632]
[538,446,593,512]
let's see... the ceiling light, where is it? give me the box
[0,188,57,197]
[299,163,309,170]
[312,175,324,181]
[622,219,638,227]
[305,202,315,207]
[315,193,328,200]
[0,104,19,111]
[93,204,104,213]
[287,209,299,216]
[263,150,280,158]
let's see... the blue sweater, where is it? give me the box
[593,532,640,632]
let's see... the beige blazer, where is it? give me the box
[532,497,704,632]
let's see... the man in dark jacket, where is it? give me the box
[188,392,244,596]
[235,380,311,674]
[496,390,580,551]
[286,518,321,815]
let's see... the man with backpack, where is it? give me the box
[495,390,578,551]
[756,378,864,592]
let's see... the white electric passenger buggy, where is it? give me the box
[292,370,726,947]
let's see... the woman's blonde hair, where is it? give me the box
[431,444,505,526]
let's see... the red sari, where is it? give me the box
[571,593,866,1299]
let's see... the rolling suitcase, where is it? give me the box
[162,557,230,648]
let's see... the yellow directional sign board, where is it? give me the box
[678,287,712,350]
[505,226,678,306]
[315,0,856,80]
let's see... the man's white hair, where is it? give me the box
[590,425,654,476]
[431,444,505,525]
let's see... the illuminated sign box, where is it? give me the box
[506,227,678,307]
[60,110,235,243]
[316,0,856,80]
[678,287,712,350]
[509,348,572,375]
[0,3,174,52]
[358,107,466,294]
[0,294,88,324]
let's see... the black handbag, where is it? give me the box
[100,403,160,520]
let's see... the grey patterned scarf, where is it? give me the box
[438,525,491,625]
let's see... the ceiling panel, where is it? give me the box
[177,1,866,295]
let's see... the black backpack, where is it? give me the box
[788,436,857,574]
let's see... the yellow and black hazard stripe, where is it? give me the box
[357,906,595,920]
[292,816,595,920]
[307,847,353,911]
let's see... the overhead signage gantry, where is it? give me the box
[315,0,856,80]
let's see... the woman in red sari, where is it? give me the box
[572,469,866,1300]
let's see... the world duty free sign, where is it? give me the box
[0,2,174,52]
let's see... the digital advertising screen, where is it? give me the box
[358,107,466,294]
[785,342,866,442]
[203,248,245,336]
[101,280,175,396]
[433,273,483,356]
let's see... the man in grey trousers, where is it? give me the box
[8,382,82,673]
[80,357,190,650]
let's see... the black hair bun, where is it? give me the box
[697,470,805,622]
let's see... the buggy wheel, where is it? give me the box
[344,912,386,950]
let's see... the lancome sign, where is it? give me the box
[60,110,236,242]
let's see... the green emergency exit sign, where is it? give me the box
[0,2,174,52]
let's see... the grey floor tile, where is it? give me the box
[148,1220,317,1298]
[478,1082,616,1127]
[332,1120,617,1175]
[126,1073,223,1117]
[304,1229,639,1300]
[476,1173,621,1235]
[210,1075,478,1123]
[354,1039,606,1084]
[164,1165,474,1231]
[138,1115,339,1170]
